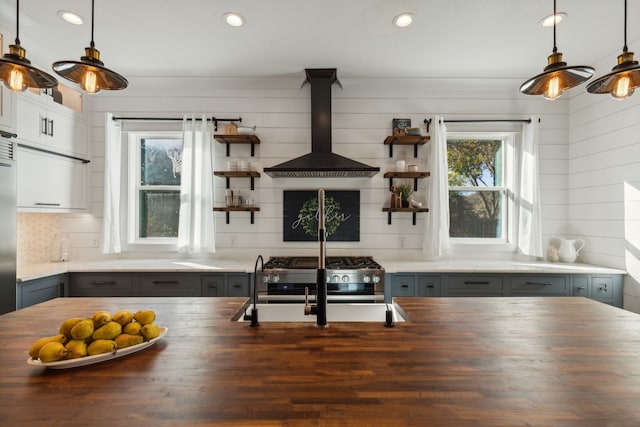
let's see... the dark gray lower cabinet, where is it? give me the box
[134,274,199,296]
[201,274,250,297]
[17,274,67,309]
[390,272,623,307]
[68,272,251,298]
[69,273,132,297]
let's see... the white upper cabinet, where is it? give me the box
[16,147,88,212]
[15,85,88,158]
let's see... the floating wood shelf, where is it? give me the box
[214,134,260,157]
[383,135,431,157]
[383,171,431,191]
[382,207,429,225]
[213,206,260,224]
[214,171,260,190]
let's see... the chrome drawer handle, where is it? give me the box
[34,202,61,206]
[89,281,117,286]
[464,281,490,285]
[152,281,179,285]
[524,282,552,286]
[577,286,587,290]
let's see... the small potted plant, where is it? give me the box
[396,183,413,208]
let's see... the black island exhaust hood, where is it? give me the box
[263,69,380,178]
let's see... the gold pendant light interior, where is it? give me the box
[586,0,640,100]
[52,0,128,94]
[520,0,594,100]
[0,0,58,92]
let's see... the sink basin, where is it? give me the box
[235,303,406,323]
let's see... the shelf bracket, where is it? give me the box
[250,211,255,224]
[413,144,418,158]
[413,178,418,192]
[387,211,392,225]
[412,212,417,226]
[225,212,230,224]
[250,143,255,157]
[250,176,255,191]
[225,177,230,189]
[388,140,394,157]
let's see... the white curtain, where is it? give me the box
[177,115,216,254]
[516,116,543,257]
[423,116,450,257]
[102,113,122,254]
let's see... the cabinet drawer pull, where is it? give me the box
[577,286,587,290]
[464,281,490,285]
[232,284,242,288]
[524,282,552,286]
[48,119,54,137]
[41,117,48,135]
[34,202,61,206]
[152,281,180,285]
[400,284,409,288]
[89,281,117,286]
[426,285,435,288]
[207,284,218,288]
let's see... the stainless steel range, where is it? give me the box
[256,256,385,303]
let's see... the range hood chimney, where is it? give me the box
[264,68,380,178]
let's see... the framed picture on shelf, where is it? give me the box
[392,118,411,136]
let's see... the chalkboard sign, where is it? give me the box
[283,190,360,242]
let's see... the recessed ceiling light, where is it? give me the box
[57,10,84,26]
[223,12,245,27]
[539,12,567,27]
[393,13,414,28]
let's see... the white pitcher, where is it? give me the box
[557,238,585,263]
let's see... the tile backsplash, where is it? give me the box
[17,213,62,265]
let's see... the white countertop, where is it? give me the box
[17,257,626,282]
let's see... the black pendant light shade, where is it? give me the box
[0,0,58,92]
[520,0,594,100]
[52,0,127,94]
[586,0,640,100]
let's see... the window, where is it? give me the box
[128,132,183,245]
[447,132,514,244]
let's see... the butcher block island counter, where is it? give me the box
[2,297,640,426]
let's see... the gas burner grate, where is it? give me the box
[264,256,382,270]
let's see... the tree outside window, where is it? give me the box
[447,137,505,239]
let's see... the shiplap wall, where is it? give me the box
[569,39,640,312]
[60,75,568,262]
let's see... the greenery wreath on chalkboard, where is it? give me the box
[299,196,342,237]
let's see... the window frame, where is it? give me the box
[446,131,516,250]
[127,131,183,247]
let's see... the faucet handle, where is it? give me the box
[304,287,312,315]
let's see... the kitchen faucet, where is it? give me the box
[243,254,263,327]
[304,189,328,326]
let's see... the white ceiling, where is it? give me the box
[0,0,638,81]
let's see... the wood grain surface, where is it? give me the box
[1,296,640,426]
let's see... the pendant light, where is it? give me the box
[520,0,594,100]
[587,0,640,100]
[0,0,58,92]
[52,0,128,94]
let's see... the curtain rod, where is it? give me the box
[423,118,538,132]
[111,116,242,131]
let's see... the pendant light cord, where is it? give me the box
[15,0,20,44]
[552,0,557,53]
[90,0,95,48]
[623,0,628,52]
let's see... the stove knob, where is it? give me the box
[331,275,340,283]
[342,275,349,283]
[372,275,380,284]
[363,275,371,283]
[262,275,269,284]
[272,274,280,283]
